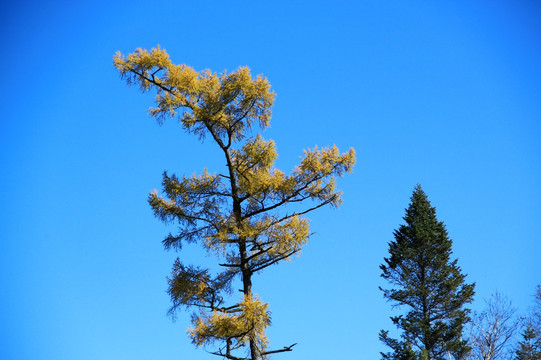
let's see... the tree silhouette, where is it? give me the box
[380,185,475,360]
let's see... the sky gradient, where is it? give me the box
[1,1,540,359]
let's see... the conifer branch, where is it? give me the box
[261,343,297,355]
[218,262,242,268]
[250,249,300,273]
[129,69,176,97]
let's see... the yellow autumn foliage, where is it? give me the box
[189,295,270,349]
[115,46,355,360]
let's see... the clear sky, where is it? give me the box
[1,1,540,359]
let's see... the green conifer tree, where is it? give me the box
[515,324,541,360]
[379,185,475,360]
[515,286,541,360]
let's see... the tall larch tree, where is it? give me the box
[113,47,355,360]
[379,185,475,360]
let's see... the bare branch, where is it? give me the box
[251,249,300,273]
[469,292,522,360]
[219,262,242,268]
[261,343,297,355]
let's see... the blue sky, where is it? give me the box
[1,1,540,359]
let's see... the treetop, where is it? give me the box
[114,46,275,145]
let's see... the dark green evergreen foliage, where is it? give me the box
[515,286,541,360]
[533,286,541,336]
[515,324,541,360]
[380,185,475,360]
